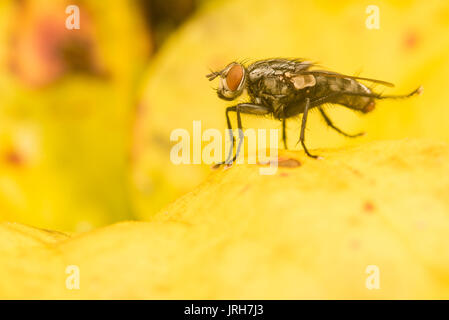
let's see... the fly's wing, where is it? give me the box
[300,69,395,87]
[284,67,395,113]
[295,69,385,113]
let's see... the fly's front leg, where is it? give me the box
[224,106,237,163]
[214,106,237,166]
[297,98,321,159]
[318,107,365,138]
[230,106,245,164]
[215,103,271,167]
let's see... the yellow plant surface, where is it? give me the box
[131,0,449,218]
[2,139,449,299]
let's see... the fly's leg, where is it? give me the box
[297,98,320,159]
[231,106,244,164]
[282,117,288,149]
[214,105,237,166]
[215,103,271,167]
[343,86,423,100]
[318,106,365,138]
[224,106,236,162]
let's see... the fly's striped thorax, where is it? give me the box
[314,75,375,113]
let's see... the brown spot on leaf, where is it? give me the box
[363,201,375,213]
[5,150,23,166]
[278,158,301,168]
[404,29,420,50]
[258,157,301,168]
[349,239,360,250]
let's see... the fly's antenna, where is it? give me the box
[206,70,220,81]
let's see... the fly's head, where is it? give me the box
[206,62,246,101]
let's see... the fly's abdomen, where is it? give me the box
[316,75,375,113]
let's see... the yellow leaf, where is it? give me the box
[2,139,449,299]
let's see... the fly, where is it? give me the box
[207,58,422,164]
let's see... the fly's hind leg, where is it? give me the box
[282,117,288,149]
[343,86,423,100]
[214,103,271,167]
[318,106,365,138]
[297,98,321,159]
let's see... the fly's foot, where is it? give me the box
[297,139,323,160]
[305,152,324,160]
[347,131,366,138]
[211,161,227,169]
[211,163,223,170]
[211,160,234,169]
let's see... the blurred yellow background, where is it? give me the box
[0,0,448,231]
[0,0,152,231]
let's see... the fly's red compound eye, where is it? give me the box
[226,64,244,91]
